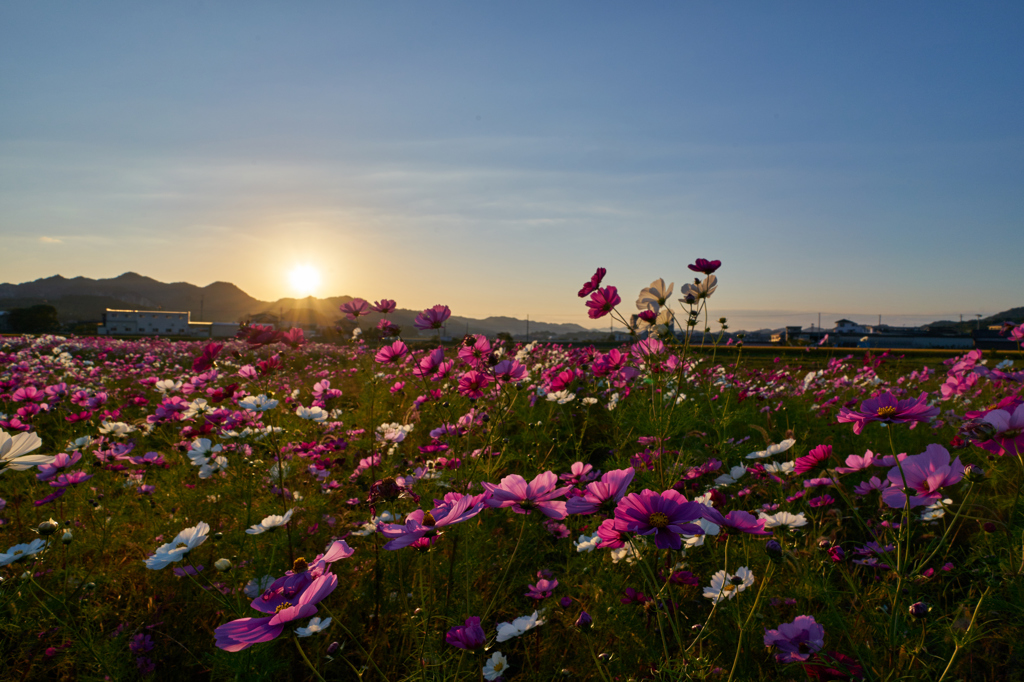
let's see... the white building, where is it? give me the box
[98,309,238,338]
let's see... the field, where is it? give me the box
[2,280,1023,681]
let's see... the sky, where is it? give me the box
[1,2,1022,331]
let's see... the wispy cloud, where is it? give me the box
[39,236,62,244]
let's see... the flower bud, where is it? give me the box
[964,464,986,483]
[326,641,341,655]
[575,611,593,630]
[908,602,931,619]
[61,531,73,545]
[559,596,573,608]
[214,558,232,572]
[37,519,60,536]
[764,539,783,563]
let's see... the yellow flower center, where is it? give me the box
[493,661,504,672]
[876,406,898,418]
[648,512,670,528]
[292,557,308,573]
[275,602,293,613]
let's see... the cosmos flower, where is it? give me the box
[612,489,704,550]
[0,538,47,566]
[294,617,332,638]
[483,471,570,520]
[764,615,825,663]
[746,439,796,459]
[688,258,722,275]
[414,305,452,331]
[339,298,371,320]
[496,611,545,642]
[837,391,939,435]
[0,430,54,474]
[794,444,832,475]
[881,444,964,509]
[246,509,296,535]
[636,279,674,311]
[375,340,409,365]
[145,522,210,570]
[586,286,621,320]
[703,567,754,603]
[483,651,509,681]
[577,267,607,298]
[565,467,635,516]
[446,616,486,650]
[679,275,718,304]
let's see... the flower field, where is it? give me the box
[2,267,1023,681]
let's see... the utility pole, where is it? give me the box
[878,314,881,326]
[976,314,982,330]
[818,312,821,330]
[200,295,204,322]
[526,315,530,343]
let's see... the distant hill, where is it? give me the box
[924,307,1023,334]
[0,273,588,337]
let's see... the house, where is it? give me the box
[834,319,867,334]
[97,309,237,338]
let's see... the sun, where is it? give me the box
[288,264,321,297]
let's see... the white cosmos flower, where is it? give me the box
[682,518,721,548]
[714,465,748,486]
[496,611,545,642]
[703,567,754,603]
[98,421,134,437]
[239,394,278,412]
[295,405,329,422]
[295,616,332,637]
[574,532,602,553]
[0,538,47,566]
[581,397,599,406]
[764,461,796,476]
[197,455,228,479]
[246,509,295,535]
[546,391,576,404]
[745,439,797,459]
[145,521,210,570]
[759,511,808,530]
[244,575,276,599]
[636,279,674,310]
[679,275,718,303]
[154,379,182,394]
[0,430,54,473]
[188,438,222,461]
[483,652,509,681]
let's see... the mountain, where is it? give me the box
[0,273,588,336]
[924,307,1023,334]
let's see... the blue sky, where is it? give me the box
[1,2,1022,330]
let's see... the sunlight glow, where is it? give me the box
[288,264,321,297]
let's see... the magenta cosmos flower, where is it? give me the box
[565,467,635,516]
[764,615,825,663]
[577,267,607,298]
[414,305,452,331]
[687,258,722,275]
[613,489,704,550]
[794,444,831,475]
[483,471,570,520]
[586,286,620,320]
[446,616,486,650]
[837,391,939,435]
[379,495,486,550]
[372,299,397,314]
[881,444,964,509]
[699,508,771,536]
[457,370,492,399]
[374,340,409,365]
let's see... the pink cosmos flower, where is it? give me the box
[457,335,492,367]
[339,298,371,320]
[414,305,452,331]
[596,517,625,548]
[374,340,409,365]
[483,471,570,520]
[764,615,825,663]
[881,444,964,509]
[565,467,635,516]
[688,258,722,275]
[493,359,528,383]
[613,489,704,550]
[372,299,397,314]
[586,286,621,320]
[559,461,600,485]
[834,450,878,474]
[215,573,338,652]
[977,403,1024,456]
[577,267,607,298]
[853,477,890,496]
[837,391,939,435]
[413,348,445,378]
[379,495,486,550]
[446,617,486,650]
[525,578,558,600]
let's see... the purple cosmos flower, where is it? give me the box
[372,299,397,314]
[525,578,558,600]
[414,305,452,331]
[586,286,621,320]
[577,267,607,298]
[881,444,964,509]
[483,471,570,520]
[699,508,772,536]
[764,615,825,663]
[445,616,486,650]
[837,391,939,435]
[612,489,704,550]
[596,517,625,548]
[339,298,371,321]
[687,258,722,275]
[977,403,1024,456]
[565,467,635,516]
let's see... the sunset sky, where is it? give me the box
[1,2,1022,331]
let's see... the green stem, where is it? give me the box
[293,636,328,682]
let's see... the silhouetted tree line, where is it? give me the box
[3,305,62,333]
